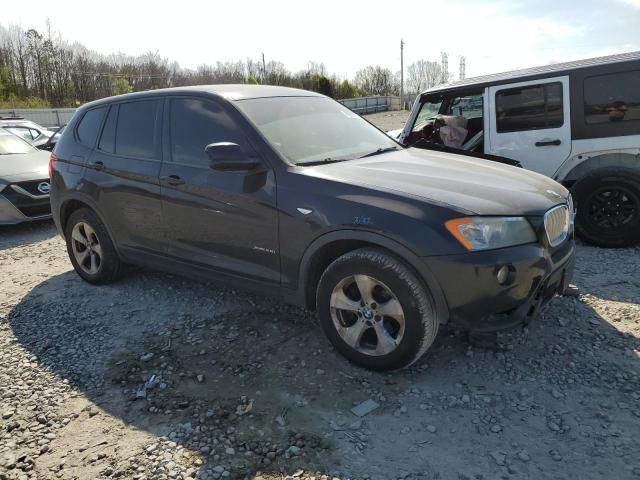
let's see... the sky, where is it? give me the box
[3,0,640,81]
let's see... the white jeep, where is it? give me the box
[396,51,640,247]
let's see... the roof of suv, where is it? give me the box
[81,84,324,110]
[423,50,640,95]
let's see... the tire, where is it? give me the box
[65,207,122,284]
[316,247,439,371]
[572,168,640,248]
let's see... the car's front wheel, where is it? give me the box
[65,207,122,284]
[317,248,439,371]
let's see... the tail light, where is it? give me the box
[49,152,58,179]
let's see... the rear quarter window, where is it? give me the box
[584,70,640,125]
[76,107,107,146]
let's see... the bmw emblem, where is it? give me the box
[546,189,562,199]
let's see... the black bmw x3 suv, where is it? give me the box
[50,85,575,371]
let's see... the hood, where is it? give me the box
[386,128,403,140]
[304,148,568,216]
[0,149,50,183]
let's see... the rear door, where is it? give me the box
[487,76,571,176]
[85,98,165,254]
[159,96,280,285]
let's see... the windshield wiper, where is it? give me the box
[297,157,350,166]
[358,146,399,158]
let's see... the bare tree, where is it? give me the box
[406,59,442,94]
[0,22,402,107]
[354,65,395,96]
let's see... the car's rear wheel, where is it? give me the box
[573,168,640,248]
[65,208,122,284]
[317,247,439,371]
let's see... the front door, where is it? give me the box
[487,76,572,176]
[159,96,280,285]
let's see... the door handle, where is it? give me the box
[535,139,561,147]
[91,161,105,171]
[161,175,185,186]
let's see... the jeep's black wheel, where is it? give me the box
[317,248,439,371]
[573,168,640,248]
[65,208,122,284]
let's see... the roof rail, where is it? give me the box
[0,115,26,120]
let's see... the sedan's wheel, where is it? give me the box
[65,208,122,284]
[317,247,438,371]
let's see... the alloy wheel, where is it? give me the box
[70,222,103,275]
[330,274,405,356]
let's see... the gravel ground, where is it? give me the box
[1,114,639,479]
[363,111,410,133]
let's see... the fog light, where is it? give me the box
[496,265,510,285]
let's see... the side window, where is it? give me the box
[445,94,483,119]
[170,98,246,167]
[76,107,107,146]
[98,105,117,153]
[584,70,640,124]
[6,127,33,142]
[495,83,563,133]
[115,100,160,159]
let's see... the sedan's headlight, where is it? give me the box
[445,216,537,251]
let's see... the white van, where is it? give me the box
[397,51,640,247]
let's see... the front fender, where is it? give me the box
[285,228,450,323]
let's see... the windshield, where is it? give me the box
[235,97,399,165]
[0,134,37,154]
[412,99,442,132]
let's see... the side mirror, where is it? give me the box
[205,142,259,171]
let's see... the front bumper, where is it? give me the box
[423,235,575,332]
[0,185,52,225]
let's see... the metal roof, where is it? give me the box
[423,50,640,95]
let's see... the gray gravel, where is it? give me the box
[1,193,639,478]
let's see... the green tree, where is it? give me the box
[335,79,364,99]
[246,74,258,85]
[111,77,133,96]
[317,76,334,97]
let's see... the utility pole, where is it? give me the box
[459,56,466,80]
[400,39,404,110]
[262,52,267,84]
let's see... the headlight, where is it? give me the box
[445,216,537,251]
